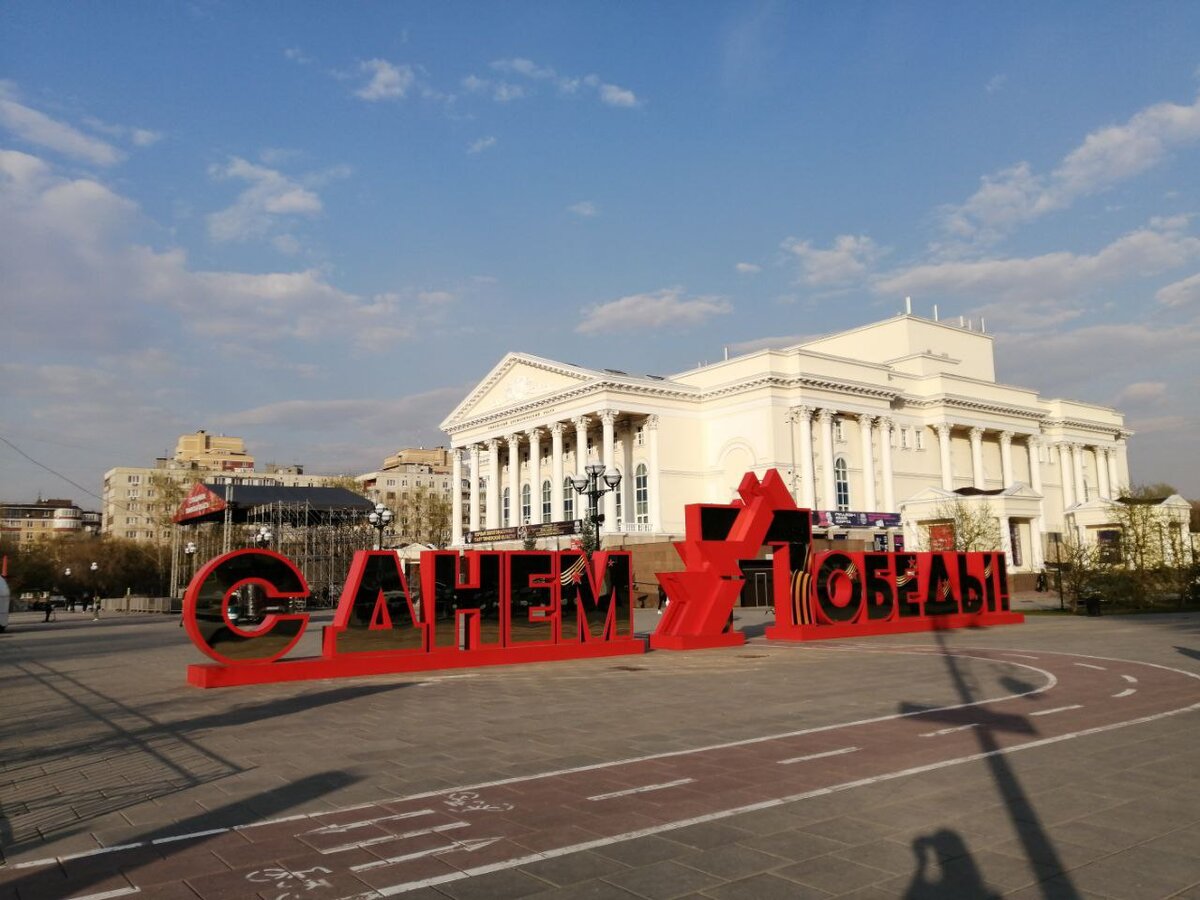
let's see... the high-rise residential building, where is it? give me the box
[1,499,100,545]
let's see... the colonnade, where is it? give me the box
[451,412,661,545]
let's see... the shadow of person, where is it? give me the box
[904,829,1000,899]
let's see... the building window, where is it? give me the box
[635,426,645,447]
[915,428,925,450]
[834,418,846,442]
[521,484,531,524]
[128,475,141,484]
[834,458,850,511]
[635,464,649,524]
[542,480,552,522]
[615,478,623,525]
[1009,520,1023,567]
[563,478,575,520]
[900,429,910,450]
[1097,529,1122,563]
[503,488,510,526]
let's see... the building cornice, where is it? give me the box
[902,394,1048,421]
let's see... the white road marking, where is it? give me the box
[341,694,1200,898]
[66,889,141,900]
[1002,653,1040,659]
[1121,674,1138,684]
[919,724,979,738]
[1112,688,1137,698]
[351,837,501,872]
[1030,705,1082,717]
[1075,663,1107,671]
[307,809,435,835]
[152,828,228,845]
[321,821,470,855]
[587,778,695,801]
[777,746,861,765]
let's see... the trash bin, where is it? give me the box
[1083,592,1102,617]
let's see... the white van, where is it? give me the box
[0,575,10,632]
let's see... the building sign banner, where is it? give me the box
[813,510,902,529]
[184,547,641,688]
[464,520,582,544]
[173,482,227,523]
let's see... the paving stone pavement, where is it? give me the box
[0,605,1198,899]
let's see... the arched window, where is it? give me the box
[563,477,575,519]
[634,464,649,524]
[834,458,850,511]
[502,488,510,526]
[615,475,623,526]
[541,480,552,522]
[520,484,531,524]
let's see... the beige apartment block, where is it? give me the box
[101,430,344,542]
[440,313,1141,573]
[1,499,99,545]
[357,446,469,544]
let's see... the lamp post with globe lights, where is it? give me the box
[570,463,621,551]
[89,561,101,620]
[368,503,393,550]
[253,526,272,550]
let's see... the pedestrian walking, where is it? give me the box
[43,599,55,623]
[657,584,668,614]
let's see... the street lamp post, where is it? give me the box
[570,463,622,549]
[253,526,272,550]
[89,561,101,620]
[184,541,197,587]
[368,503,393,550]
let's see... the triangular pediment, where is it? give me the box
[441,353,599,430]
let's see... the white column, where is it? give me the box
[817,409,836,510]
[969,427,985,489]
[573,415,590,476]
[999,431,1014,488]
[507,434,521,526]
[793,406,816,509]
[647,415,662,532]
[999,514,1013,567]
[469,444,481,532]
[486,438,500,528]
[1057,442,1075,508]
[937,423,954,490]
[879,417,896,511]
[600,409,618,528]
[1096,447,1111,499]
[550,423,565,521]
[1027,437,1043,495]
[1108,441,1123,496]
[858,414,877,511]
[1072,443,1086,504]
[622,422,635,528]
[451,449,463,545]
[528,428,542,525]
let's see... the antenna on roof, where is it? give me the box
[723,346,729,360]
[981,317,986,333]
[905,296,912,315]
[933,304,939,321]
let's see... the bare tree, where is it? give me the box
[918,498,1002,553]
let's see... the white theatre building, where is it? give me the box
[439,313,1134,574]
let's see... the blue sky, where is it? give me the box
[2,1,1199,505]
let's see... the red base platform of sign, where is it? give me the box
[188,638,647,688]
[765,611,1024,642]
[649,631,746,651]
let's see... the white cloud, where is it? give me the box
[1156,271,1200,307]
[783,234,880,286]
[943,91,1200,243]
[0,86,123,166]
[131,128,163,147]
[985,74,1007,94]
[876,219,1200,303]
[284,47,312,64]
[475,60,640,107]
[272,233,302,255]
[576,287,732,334]
[735,262,761,275]
[467,135,497,154]
[1114,381,1168,406]
[206,156,323,243]
[567,201,597,218]
[354,59,414,101]
[597,83,638,108]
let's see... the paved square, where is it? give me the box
[1,605,1198,899]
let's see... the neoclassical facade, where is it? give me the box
[439,314,1133,572]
